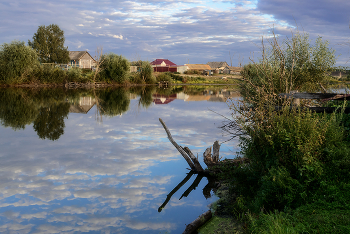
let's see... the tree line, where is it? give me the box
[0,24,155,85]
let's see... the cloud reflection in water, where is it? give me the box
[0,88,240,233]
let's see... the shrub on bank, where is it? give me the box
[0,41,39,84]
[219,30,349,233]
[29,65,66,84]
[99,53,130,83]
[156,72,172,82]
[240,33,336,106]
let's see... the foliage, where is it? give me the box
[99,53,130,83]
[28,24,70,64]
[138,61,155,84]
[240,32,336,106]
[217,107,350,232]
[0,41,39,84]
[29,65,67,83]
[156,72,172,82]
[218,30,350,234]
[184,70,201,75]
[66,67,83,81]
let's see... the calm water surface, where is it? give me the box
[0,86,240,233]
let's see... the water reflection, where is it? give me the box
[0,86,239,141]
[158,172,218,213]
[0,85,240,233]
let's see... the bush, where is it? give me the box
[99,53,130,83]
[30,65,66,83]
[184,70,201,75]
[139,61,155,84]
[221,29,349,234]
[66,67,82,82]
[156,73,172,82]
[0,41,39,84]
[240,32,336,106]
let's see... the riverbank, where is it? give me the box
[0,72,242,88]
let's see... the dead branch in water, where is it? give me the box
[159,118,204,172]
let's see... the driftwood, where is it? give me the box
[159,118,206,172]
[203,141,221,167]
[159,118,247,172]
[159,119,249,233]
[183,210,212,234]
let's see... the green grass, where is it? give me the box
[198,216,243,234]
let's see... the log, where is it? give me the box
[183,147,204,172]
[159,118,196,171]
[183,210,212,234]
[159,118,204,172]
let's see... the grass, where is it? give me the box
[198,216,244,234]
[154,72,242,85]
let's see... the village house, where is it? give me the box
[185,64,212,75]
[150,59,188,73]
[150,59,177,72]
[69,51,96,69]
[207,61,229,74]
[222,66,243,75]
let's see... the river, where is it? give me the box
[0,85,240,234]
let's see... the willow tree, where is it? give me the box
[28,24,70,64]
[0,41,38,83]
[99,53,130,83]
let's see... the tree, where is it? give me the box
[28,24,70,64]
[0,41,38,83]
[99,53,130,83]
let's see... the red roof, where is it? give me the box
[150,59,177,67]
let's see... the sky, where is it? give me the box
[1,0,350,66]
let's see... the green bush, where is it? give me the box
[139,61,155,84]
[230,109,344,211]
[66,67,82,82]
[240,33,335,106]
[184,70,201,75]
[99,53,130,83]
[156,73,172,82]
[221,30,349,234]
[0,41,39,84]
[30,65,66,83]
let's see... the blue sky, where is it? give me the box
[1,0,349,66]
